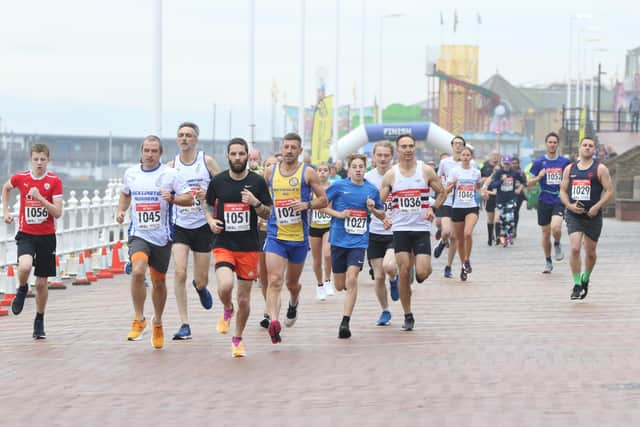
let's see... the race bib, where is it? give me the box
[311,209,331,226]
[178,187,203,215]
[223,203,250,232]
[395,189,422,213]
[274,199,301,225]
[344,209,368,235]
[500,177,514,192]
[546,168,562,185]
[136,202,161,230]
[456,184,475,203]
[25,200,48,224]
[383,194,393,214]
[571,179,591,201]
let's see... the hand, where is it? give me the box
[481,190,489,201]
[208,218,224,234]
[424,207,435,221]
[383,217,392,230]
[27,187,43,201]
[241,189,257,206]
[3,213,13,224]
[116,210,126,224]
[160,190,173,202]
[291,199,309,213]
[587,205,600,218]
[195,188,207,201]
[342,209,351,219]
[568,202,585,215]
[537,168,546,179]
[366,197,375,211]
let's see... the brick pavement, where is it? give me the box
[1,209,639,427]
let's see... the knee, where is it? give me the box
[417,266,432,283]
[237,294,251,310]
[464,230,473,240]
[131,265,146,280]
[268,273,283,288]
[570,245,581,257]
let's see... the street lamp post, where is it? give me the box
[378,13,403,124]
[597,62,607,132]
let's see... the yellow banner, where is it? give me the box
[437,45,479,84]
[311,95,333,164]
[578,107,586,143]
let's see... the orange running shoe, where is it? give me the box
[127,317,148,341]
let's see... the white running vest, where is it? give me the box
[450,166,482,209]
[390,161,431,232]
[123,164,188,246]
[172,151,211,229]
[438,157,478,206]
[364,168,392,236]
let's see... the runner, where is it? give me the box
[2,144,63,339]
[527,132,571,273]
[559,137,613,300]
[117,136,193,350]
[166,122,220,340]
[488,155,526,247]
[446,147,482,281]
[309,161,335,301]
[324,153,385,338]
[480,151,500,245]
[511,157,527,237]
[258,155,277,329]
[204,138,272,357]
[380,134,445,331]
[364,141,399,326]
[263,133,328,343]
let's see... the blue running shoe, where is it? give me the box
[389,275,399,301]
[433,241,446,258]
[172,323,192,340]
[444,266,453,279]
[11,285,28,316]
[193,280,213,310]
[124,261,132,274]
[376,310,392,326]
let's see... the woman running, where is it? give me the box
[309,162,335,300]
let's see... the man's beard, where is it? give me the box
[229,159,248,173]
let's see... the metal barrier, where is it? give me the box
[0,179,129,268]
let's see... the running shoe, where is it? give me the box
[216,306,234,334]
[231,336,246,357]
[285,302,298,327]
[11,285,28,316]
[124,261,132,274]
[376,310,392,326]
[260,313,270,329]
[389,275,399,301]
[193,280,213,310]
[324,279,336,296]
[464,260,472,274]
[460,267,468,282]
[172,323,192,340]
[127,317,148,341]
[580,279,589,300]
[554,243,564,261]
[338,322,351,339]
[368,267,375,280]
[268,320,282,344]
[444,266,453,279]
[435,227,442,241]
[543,260,553,274]
[33,317,46,340]
[316,285,327,301]
[151,321,164,349]
[570,285,582,300]
[402,313,415,331]
[433,240,446,258]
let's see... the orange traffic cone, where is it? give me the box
[96,247,114,279]
[110,241,125,274]
[48,256,67,290]
[84,250,97,282]
[72,253,91,285]
[0,266,16,306]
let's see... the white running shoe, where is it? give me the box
[316,285,327,301]
[324,279,336,296]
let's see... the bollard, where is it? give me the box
[84,250,97,282]
[72,253,91,286]
[96,247,114,279]
[110,241,126,274]
[0,265,17,306]
[48,256,67,290]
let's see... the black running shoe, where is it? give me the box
[260,313,270,329]
[433,241,446,258]
[33,317,46,339]
[402,313,415,331]
[435,228,442,241]
[460,268,468,281]
[285,303,298,327]
[570,285,582,300]
[580,280,589,300]
[11,285,28,316]
[464,260,472,274]
[338,323,351,339]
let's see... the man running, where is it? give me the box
[263,133,328,343]
[117,136,193,350]
[481,151,500,245]
[380,134,445,331]
[527,132,571,273]
[364,141,398,326]
[325,153,385,338]
[166,122,220,340]
[559,137,613,300]
[2,144,63,339]
[204,138,272,357]
[488,155,525,247]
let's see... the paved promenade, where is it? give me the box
[1,209,639,426]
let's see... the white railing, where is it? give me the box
[0,179,130,268]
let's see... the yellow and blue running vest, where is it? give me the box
[267,163,311,242]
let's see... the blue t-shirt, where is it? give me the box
[529,155,571,205]
[326,178,383,249]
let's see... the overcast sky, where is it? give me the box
[1,0,638,140]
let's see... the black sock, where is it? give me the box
[546,256,552,263]
[554,240,560,247]
[317,283,323,287]
[404,312,414,320]
[487,224,494,239]
[35,312,44,320]
[341,315,350,325]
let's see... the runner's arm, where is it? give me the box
[379,169,394,203]
[306,168,328,210]
[588,164,614,216]
[425,166,446,209]
[2,180,14,223]
[205,155,221,176]
[116,192,131,223]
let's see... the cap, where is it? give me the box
[502,155,513,164]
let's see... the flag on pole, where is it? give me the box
[453,10,459,32]
[476,13,482,25]
[440,11,444,26]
